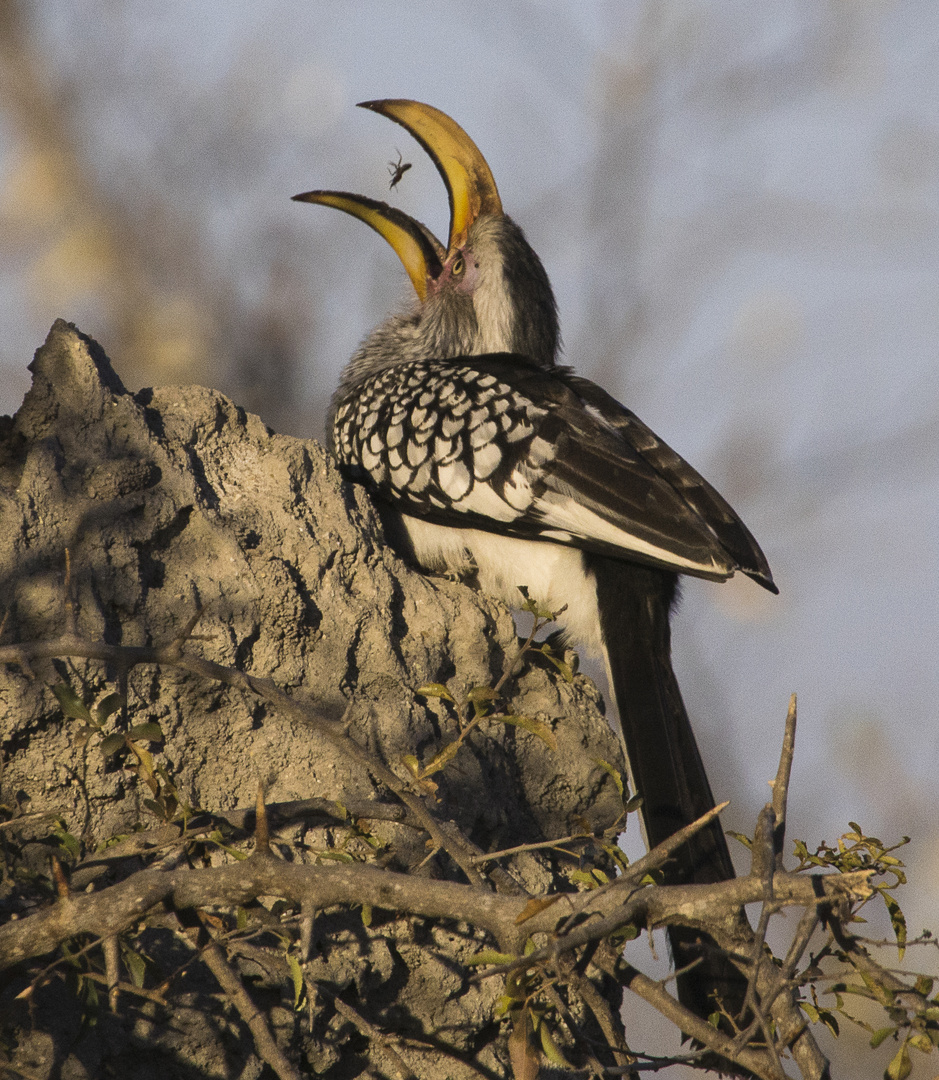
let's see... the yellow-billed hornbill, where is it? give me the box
[294,101,777,1028]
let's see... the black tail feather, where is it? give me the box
[591,555,749,1029]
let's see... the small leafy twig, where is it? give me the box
[412,593,571,785]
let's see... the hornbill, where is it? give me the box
[294,100,777,1032]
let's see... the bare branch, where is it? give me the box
[324,989,418,1080]
[613,958,787,1080]
[0,853,514,970]
[194,931,304,1080]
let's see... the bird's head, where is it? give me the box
[293,100,559,373]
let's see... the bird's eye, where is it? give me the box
[451,255,465,278]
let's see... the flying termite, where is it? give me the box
[387,150,412,190]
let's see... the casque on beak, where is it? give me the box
[357,99,502,252]
[292,99,503,300]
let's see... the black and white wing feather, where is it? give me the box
[332,353,776,593]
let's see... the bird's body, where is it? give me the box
[330,350,770,647]
[295,100,777,1038]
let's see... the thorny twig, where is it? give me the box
[1,623,925,1079]
[181,919,304,1080]
[315,984,418,1080]
[429,599,564,755]
[734,696,800,1069]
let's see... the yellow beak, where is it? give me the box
[293,101,501,300]
[291,191,444,302]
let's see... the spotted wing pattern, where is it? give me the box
[332,353,773,585]
[333,357,549,518]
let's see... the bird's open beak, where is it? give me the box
[358,99,502,252]
[290,190,444,302]
[293,100,502,301]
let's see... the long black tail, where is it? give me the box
[590,554,747,1026]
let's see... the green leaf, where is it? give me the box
[99,733,126,758]
[870,1026,894,1048]
[360,903,373,928]
[883,894,907,960]
[726,830,753,850]
[53,683,94,723]
[420,739,461,777]
[707,1011,722,1028]
[539,1021,573,1068]
[316,850,354,863]
[861,968,896,1006]
[286,952,304,1010]
[596,758,624,797]
[466,949,517,967]
[836,980,878,1003]
[54,827,81,860]
[136,741,156,771]
[570,868,608,888]
[539,644,574,682]
[517,588,559,620]
[467,685,498,717]
[203,830,249,860]
[100,833,132,849]
[493,994,514,1017]
[416,683,453,702]
[81,976,100,1023]
[128,723,163,742]
[401,754,421,778]
[60,941,81,966]
[498,714,557,751]
[467,685,499,704]
[236,907,248,932]
[602,843,630,873]
[817,1009,840,1038]
[886,1040,912,1080]
[908,1032,933,1054]
[123,947,147,989]
[94,693,124,724]
[623,794,644,815]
